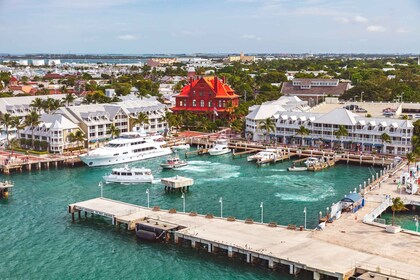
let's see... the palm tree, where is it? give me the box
[24,111,41,149]
[407,152,417,171]
[258,118,276,143]
[131,112,149,131]
[380,132,392,154]
[62,93,76,107]
[391,197,408,226]
[296,125,309,146]
[73,130,85,151]
[108,124,120,139]
[30,98,44,113]
[334,125,349,149]
[11,116,24,146]
[0,113,13,147]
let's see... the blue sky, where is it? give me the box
[0,0,419,54]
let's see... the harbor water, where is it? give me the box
[0,154,376,279]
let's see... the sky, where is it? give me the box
[0,0,419,54]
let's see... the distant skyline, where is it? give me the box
[0,0,419,54]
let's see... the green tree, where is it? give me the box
[30,97,44,113]
[73,130,85,151]
[296,125,309,146]
[406,152,417,171]
[108,124,120,139]
[334,125,349,149]
[391,197,408,226]
[62,93,76,106]
[380,132,392,153]
[131,112,149,131]
[0,113,13,146]
[24,111,41,149]
[258,118,276,143]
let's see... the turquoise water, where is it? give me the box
[0,154,376,279]
[382,207,420,232]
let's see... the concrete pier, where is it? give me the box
[68,197,420,279]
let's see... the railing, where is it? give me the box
[363,197,391,223]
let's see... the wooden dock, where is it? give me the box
[0,155,83,174]
[68,197,420,280]
[161,176,194,192]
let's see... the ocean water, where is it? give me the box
[0,153,376,279]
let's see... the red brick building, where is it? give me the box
[172,76,239,117]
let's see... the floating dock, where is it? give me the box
[161,176,194,192]
[68,197,420,280]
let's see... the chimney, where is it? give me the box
[190,77,193,92]
[214,76,218,93]
[222,76,226,84]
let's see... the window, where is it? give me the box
[218,100,222,107]
[199,91,203,96]
[180,100,183,107]
[192,100,197,107]
[208,100,212,107]
[200,100,204,107]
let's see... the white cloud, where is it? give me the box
[241,34,261,41]
[117,34,137,40]
[353,15,368,23]
[366,25,386,32]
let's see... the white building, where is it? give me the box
[19,114,81,153]
[32,60,45,66]
[246,99,413,155]
[48,59,61,66]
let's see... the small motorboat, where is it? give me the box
[103,165,153,184]
[208,139,231,156]
[287,166,308,172]
[160,156,188,169]
[171,144,190,151]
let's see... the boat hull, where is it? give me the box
[287,167,308,172]
[102,175,154,184]
[160,163,188,169]
[208,149,231,156]
[80,148,172,167]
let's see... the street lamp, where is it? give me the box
[360,91,364,102]
[260,202,264,223]
[303,207,307,230]
[146,188,150,208]
[415,215,419,232]
[99,181,103,198]
[181,193,186,213]
[219,197,223,218]
[326,207,330,219]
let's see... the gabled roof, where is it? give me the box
[246,104,285,120]
[177,76,239,99]
[313,108,357,125]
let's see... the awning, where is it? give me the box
[341,193,362,203]
[374,144,384,147]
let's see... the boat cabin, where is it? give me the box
[111,169,152,176]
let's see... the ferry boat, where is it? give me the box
[208,139,231,156]
[79,132,172,167]
[103,165,153,184]
[160,156,188,169]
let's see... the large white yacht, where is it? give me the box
[79,132,172,167]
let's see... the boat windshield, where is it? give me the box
[106,143,127,148]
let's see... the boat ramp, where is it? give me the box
[68,197,420,280]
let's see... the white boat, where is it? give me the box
[103,165,153,184]
[247,149,283,162]
[160,156,188,169]
[287,166,308,172]
[304,157,321,167]
[171,144,190,151]
[79,132,172,167]
[208,139,231,156]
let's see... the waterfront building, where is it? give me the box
[246,100,413,155]
[0,95,67,118]
[281,78,351,106]
[19,114,81,153]
[171,76,239,117]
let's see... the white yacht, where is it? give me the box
[247,149,282,162]
[171,143,190,151]
[79,132,172,167]
[103,165,153,184]
[304,157,322,168]
[208,139,231,156]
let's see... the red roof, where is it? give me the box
[9,76,18,82]
[177,76,239,99]
[43,73,64,80]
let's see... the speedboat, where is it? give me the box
[171,144,190,151]
[103,165,153,184]
[208,139,231,156]
[304,157,321,167]
[160,156,188,169]
[248,149,283,162]
[79,132,172,167]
